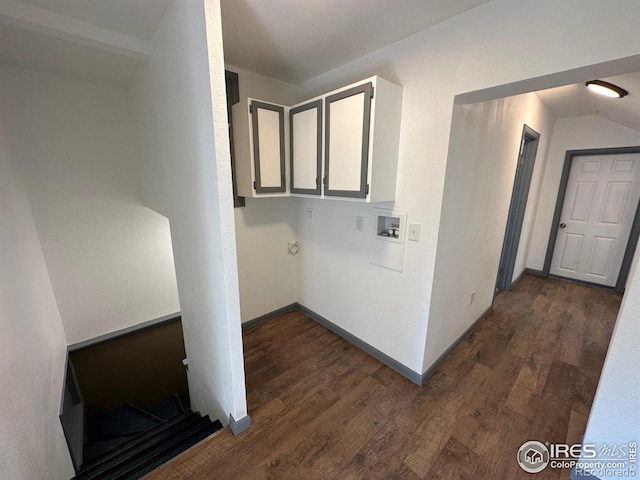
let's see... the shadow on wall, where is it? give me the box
[70,318,189,415]
[236,197,298,229]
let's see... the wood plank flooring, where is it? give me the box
[144,275,621,479]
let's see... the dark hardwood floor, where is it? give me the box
[144,275,621,479]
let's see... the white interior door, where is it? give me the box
[550,154,640,286]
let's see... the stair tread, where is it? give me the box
[75,411,197,479]
[123,422,223,480]
[143,394,184,421]
[82,435,138,465]
[101,417,218,480]
[86,404,162,441]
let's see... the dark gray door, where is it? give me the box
[496,125,540,290]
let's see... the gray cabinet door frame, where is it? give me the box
[290,99,322,195]
[324,82,373,199]
[251,100,286,194]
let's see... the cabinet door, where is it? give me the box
[251,100,286,193]
[290,100,322,195]
[324,82,373,198]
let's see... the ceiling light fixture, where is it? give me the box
[585,80,629,98]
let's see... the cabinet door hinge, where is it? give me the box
[323,175,328,187]
[253,181,257,190]
[316,176,321,187]
[282,174,286,186]
[370,86,374,99]
[249,104,253,114]
[365,184,370,195]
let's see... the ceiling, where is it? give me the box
[0,22,142,86]
[0,0,639,138]
[0,0,167,86]
[220,0,492,84]
[16,0,170,41]
[0,0,493,87]
[536,72,640,132]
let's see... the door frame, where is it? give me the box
[496,125,540,290]
[541,146,640,293]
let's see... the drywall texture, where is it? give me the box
[228,65,299,322]
[426,93,555,369]
[295,0,640,374]
[0,119,73,478]
[235,197,298,321]
[296,195,428,370]
[580,248,640,479]
[527,115,640,271]
[130,0,247,424]
[0,65,180,345]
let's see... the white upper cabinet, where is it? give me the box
[234,98,289,198]
[324,82,372,198]
[290,99,322,196]
[323,76,402,202]
[233,76,402,202]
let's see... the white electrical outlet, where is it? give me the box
[305,207,314,221]
[355,216,364,232]
[408,223,421,241]
[470,290,475,304]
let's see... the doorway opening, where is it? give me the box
[496,125,540,291]
[543,146,640,293]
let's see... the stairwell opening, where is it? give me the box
[60,316,223,478]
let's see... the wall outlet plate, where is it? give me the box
[408,223,420,241]
[356,216,364,232]
[305,207,314,220]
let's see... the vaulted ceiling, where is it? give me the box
[15,0,170,40]
[0,0,640,134]
[220,0,492,83]
[536,72,640,132]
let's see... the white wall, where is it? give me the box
[0,114,73,479]
[294,0,640,375]
[426,93,555,368]
[129,0,247,424]
[580,246,640,480]
[227,65,299,322]
[527,115,640,271]
[0,65,180,345]
[235,197,298,321]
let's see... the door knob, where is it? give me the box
[559,223,567,228]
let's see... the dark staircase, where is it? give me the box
[74,395,221,480]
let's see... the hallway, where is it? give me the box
[144,275,621,479]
